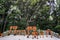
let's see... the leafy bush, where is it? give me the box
[55,25,60,30]
[55,25,60,34]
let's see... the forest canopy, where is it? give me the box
[0,0,60,34]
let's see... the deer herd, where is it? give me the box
[0,26,53,39]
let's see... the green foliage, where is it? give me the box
[30,0,40,5]
[55,25,60,34]
[0,0,60,34]
[23,0,26,2]
[55,25,60,29]
[0,8,5,14]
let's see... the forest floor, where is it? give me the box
[0,35,60,40]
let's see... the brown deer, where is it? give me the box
[46,29,53,38]
[40,30,44,38]
[32,31,38,39]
